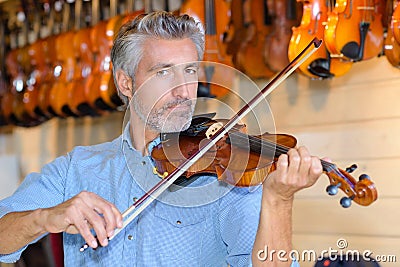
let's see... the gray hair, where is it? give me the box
[111,11,205,105]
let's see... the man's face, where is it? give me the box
[132,38,199,133]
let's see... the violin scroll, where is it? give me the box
[324,161,378,208]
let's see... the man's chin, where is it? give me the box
[159,116,192,133]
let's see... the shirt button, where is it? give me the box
[141,161,146,165]
[127,235,133,240]
[133,197,138,202]
[176,220,182,225]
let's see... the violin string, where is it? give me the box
[227,131,356,188]
[227,131,338,172]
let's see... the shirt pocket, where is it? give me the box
[150,203,208,264]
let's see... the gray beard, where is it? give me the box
[132,95,195,133]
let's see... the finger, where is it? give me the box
[309,156,323,178]
[286,148,301,181]
[275,153,289,180]
[111,205,123,228]
[81,192,120,241]
[83,208,109,247]
[94,203,121,237]
[297,146,313,180]
[73,216,98,249]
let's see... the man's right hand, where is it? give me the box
[39,191,123,249]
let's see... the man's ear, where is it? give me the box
[115,69,133,98]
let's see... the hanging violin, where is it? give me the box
[392,0,400,43]
[288,0,353,78]
[264,0,303,72]
[384,0,400,68]
[324,0,384,61]
[235,0,276,79]
[180,0,235,98]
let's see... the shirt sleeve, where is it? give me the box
[0,154,70,263]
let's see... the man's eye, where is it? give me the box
[156,69,170,76]
[185,68,198,74]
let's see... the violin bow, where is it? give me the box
[80,37,322,252]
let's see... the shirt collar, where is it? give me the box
[121,122,161,154]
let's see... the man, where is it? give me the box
[0,12,322,266]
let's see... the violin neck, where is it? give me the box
[227,132,334,172]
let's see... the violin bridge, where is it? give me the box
[153,167,168,179]
[205,122,224,139]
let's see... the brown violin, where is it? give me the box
[392,0,400,43]
[288,0,353,78]
[180,0,235,98]
[152,115,377,207]
[324,0,384,61]
[48,1,78,117]
[264,0,303,72]
[384,0,400,68]
[235,0,276,78]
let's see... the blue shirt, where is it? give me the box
[0,125,299,267]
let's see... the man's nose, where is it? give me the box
[171,72,191,98]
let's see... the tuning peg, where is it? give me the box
[340,197,352,208]
[345,164,358,173]
[359,174,370,181]
[326,183,341,196]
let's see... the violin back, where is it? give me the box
[324,0,384,61]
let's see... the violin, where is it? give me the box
[151,115,377,207]
[67,0,100,117]
[21,38,48,126]
[36,34,58,119]
[393,3,400,44]
[22,3,51,126]
[288,0,353,79]
[324,0,384,61]
[1,49,19,125]
[68,25,99,117]
[48,1,78,117]
[9,45,31,126]
[85,0,124,112]
[36,1,58,120]
[264,0,303,72]
[95,1,143,111]
[235,0,276,79]
[79,38,377,252]
[384,0,400,68]
[180,0,235,98]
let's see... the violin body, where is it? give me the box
[384,0,400,68]
[180,0,235,98]
[68,26,100,117]
[264,0,302,72]
[235,0,275,79]
[85,19,123,112]
[36,35,57,119]
[393,3,400,44]
[22,39,50,125]
[48,31,78,117]
[225,0,248,58]
[288,0,353,79]
[152,118,297,187]
[384,26,400,68]
[324,0,384,61]
[8,46,32,126]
